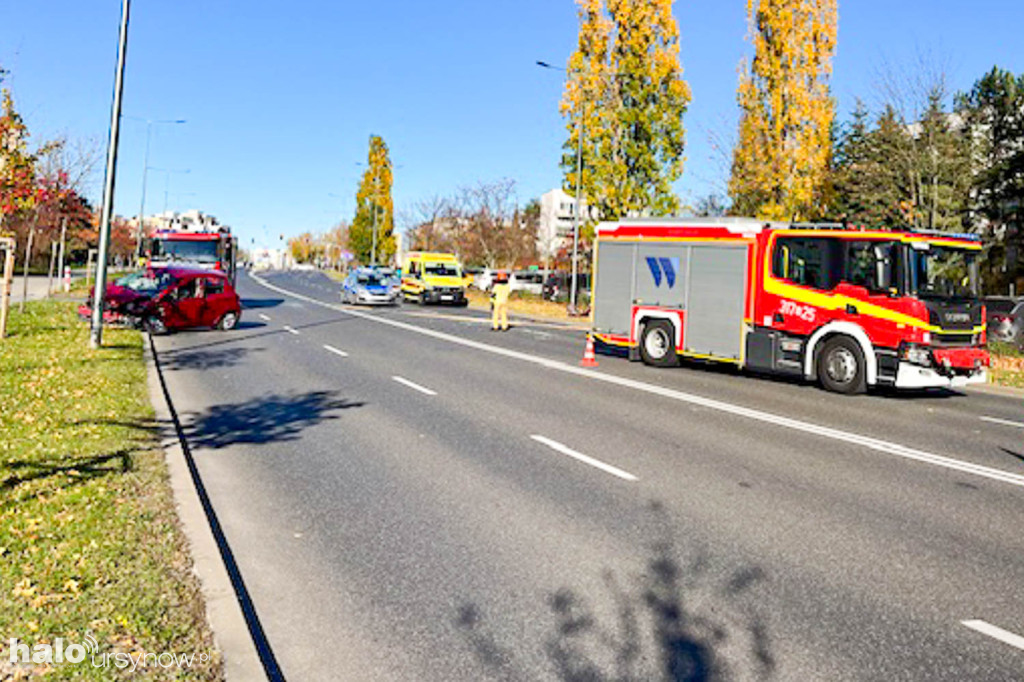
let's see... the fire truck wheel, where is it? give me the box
[818,336,866,394]
[217,311,239,331]
[640,320,680,368]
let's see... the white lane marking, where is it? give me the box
[980,416,1024,429]
[284,325,300,335]
[258,313,271,321]
[961,620,1024,652]
[251,273,1024,490]
[531,435,638,482]
[323,344,349,358]
[392,376,437,396]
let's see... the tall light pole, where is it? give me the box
[537,60,585,314]
[146,167,190,213]
[90,0,131,349]
[129,117,186,257]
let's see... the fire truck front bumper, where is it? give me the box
[894,362,988,390]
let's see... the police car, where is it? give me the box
[341,267,400,306]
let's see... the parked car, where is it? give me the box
[542,271,591,302]
[79,266,241,334]
[987,298,1023,345]
[341,267,400,305]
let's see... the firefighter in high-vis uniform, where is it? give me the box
[490,271,511,331]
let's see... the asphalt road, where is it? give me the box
[153,269,1024,681]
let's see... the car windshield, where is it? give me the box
[908,244,979,300]
[424,262,460,277]
[115,270,174,293]
[357,274,383,285]
[152,239,219,263]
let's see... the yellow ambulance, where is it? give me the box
[400,252,468,306]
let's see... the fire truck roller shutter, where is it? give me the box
[633,245,689,312]
[685,245,748,360]
[593,241,637,336]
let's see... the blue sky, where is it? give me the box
[1,0,1022,250]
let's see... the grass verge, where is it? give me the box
[0,300,221,680]
[988,341,1024,389]
[465,287,590,325]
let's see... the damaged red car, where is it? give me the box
[79,266,242,334]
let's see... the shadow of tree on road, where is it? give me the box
[183,390,365,449]
[1000,447,1024,466]
[241,297,285,309]
[456,504,774,681]
[159,346,265,371]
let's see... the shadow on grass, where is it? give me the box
[183,390,365,449]
[456,504,774,681]
[2,449,134,498]
[159,346,265,371]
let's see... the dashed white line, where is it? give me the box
[392,376,437,396]
[284,325,300,335]
[258,313,271,321]
[323,344,349,358]
[980,416,1024,429]
[250,272,1024,491]
[961,620,1024,652]
[530,435,638,482]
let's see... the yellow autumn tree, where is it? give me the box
[729,0,838,221]
[350,135,395,265]
[561,0,691,222]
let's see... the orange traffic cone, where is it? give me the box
[580,334,599,368]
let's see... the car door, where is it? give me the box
[201,276,231,326]
[166,277,205,329]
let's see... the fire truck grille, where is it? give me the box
[931,333,974,347]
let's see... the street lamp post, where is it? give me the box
[130,118,186,258]
[537,60,586,314]
[146,167,191,213]
[90,0,131,349]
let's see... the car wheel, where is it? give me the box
[218,311,239,331]
[639,320,679,368]
[817,336,866,394]
[144,316,168,336]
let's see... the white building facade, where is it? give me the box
[538,188,585,262]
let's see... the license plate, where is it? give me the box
[441,295,453,301]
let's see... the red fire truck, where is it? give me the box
[591,219,989,393]
[146,228,237,283]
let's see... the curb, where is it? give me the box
[143,334,277,681]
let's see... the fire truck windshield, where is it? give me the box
[152,239,219,263]
[908,244,979,300]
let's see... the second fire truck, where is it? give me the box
[146,227,237,283]
[590,218,989,394]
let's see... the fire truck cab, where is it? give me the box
[146,228,237,284]
[591,218,989,394]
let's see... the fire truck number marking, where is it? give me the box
[780,300,816,323]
